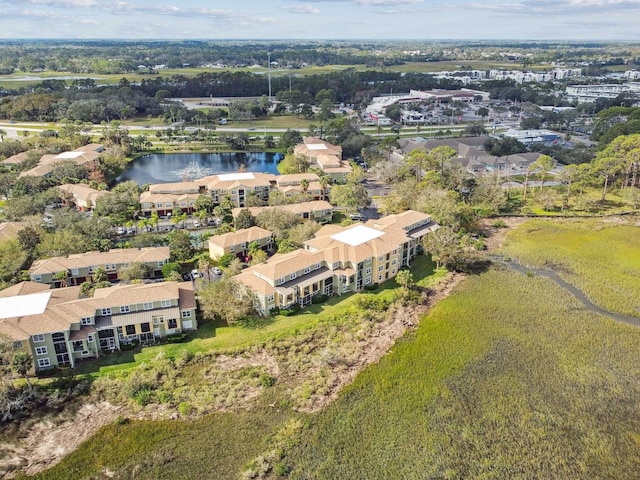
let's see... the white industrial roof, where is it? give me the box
[217,173,256,181]
[56,151,84,159]
[330,225,385,247]
[307,144,328,150]
[0,291,52,320]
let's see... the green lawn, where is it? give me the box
[500,218,640,318]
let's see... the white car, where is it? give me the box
[212,267,223,275]
[191,269,201,279]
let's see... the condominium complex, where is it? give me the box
[0,281,197,372]
[17,144,104,178]
[293,137,353,183]
[235,210,438,315]
[29,247,170,287]
[231,201,334,225]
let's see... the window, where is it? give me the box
[392,269,396,274]
[81,317,93,325]
[71,268,79,275]
[366,267,372,274]
[290,272,296,280]
[167,318,178,329]
[182,310,192,318]
[35,346,48,355]
[158,261,165,267]
[73,341,83,352]
[378,265,384,272]
[125,324,136,335]
[161,299,171,308]
[267,294,274,303]
[106,264,116,271]
[32,334,45,343]
[304,266,311,274]
[143,302,153,310]
[87,334,94,342]
[254,186,260,191]
[366,258,372,264]
[121,305,130,313]
[378,275,383,281]
[34,275,42,282]
[37,358,51,368]
[88,266,94,274]
[152,316,164,325]
[277,278,285,286]
[231,190,236,195]
[12,341,23,349]
[366,276,372,285]
[230,246,235,252]
[378,256,384,262]
[140,323,151,333]
[332,262,339,269]
[392,259,397,266]
[393,249,398,255]
[101,308,111,316]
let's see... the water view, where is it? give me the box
[116,152,281,184]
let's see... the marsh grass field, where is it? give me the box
[24,219,640,479]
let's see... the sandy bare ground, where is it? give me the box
[0,402,123,479]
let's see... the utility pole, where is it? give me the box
[268,52,272,100]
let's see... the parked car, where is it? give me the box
[191,269,200,280]
[212,267,223,275]
[349,213,363,221]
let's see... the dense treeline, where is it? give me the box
[0,69,460,123]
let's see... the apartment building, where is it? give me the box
[235,210,438,315]
[58,184,107,212]
[139,191,200,216]
[231,201,333,225]
[208,226,273,260]
[18,144,104,179]
[29,247,170,286]
[0,281,197,372]
[293,137,353,184]
[203,172,273,208]
[273,173,326,200]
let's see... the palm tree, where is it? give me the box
[12,353,32,389]
[53,270,68,288]
[300,178,309,196]
[319,175,331,201]
[198,256,214,280]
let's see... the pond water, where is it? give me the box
[116,152,281,185]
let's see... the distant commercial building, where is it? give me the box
[501,128,562,145]
[565,83,640,103]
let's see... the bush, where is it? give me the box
[259,374,276,388]
[492,219,508,228]
[311,294,328,304]
[178,402,193,416]
[120,340,139,351]
[114,416,130,426]
[355,295,390,312]
[133,388,155,406]
[364,283,379,291]
[165,333,187,343]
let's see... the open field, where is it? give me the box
[500,217,640,317]
[283,267,640,479]
[0,60,535,88]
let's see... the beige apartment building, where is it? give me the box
[18,144,104,179]
[208,226,273,260]
[29,247,170,287]
[236,210,438,315]
[293,137,353,183]
[0,281,197,372]
[58,183,108,212]
[231,201,334,225]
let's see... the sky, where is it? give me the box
[0,0,638,41]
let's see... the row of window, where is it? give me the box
[100,299,173,316]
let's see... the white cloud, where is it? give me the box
[355,0,422,5]
[282,4,321,13]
